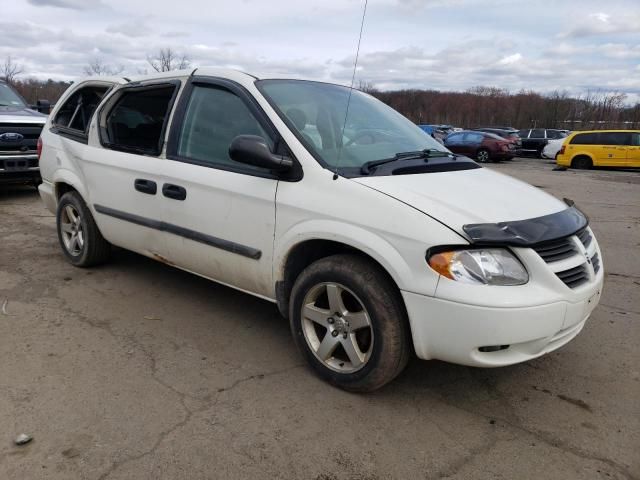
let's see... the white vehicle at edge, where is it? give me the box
[37,69,603,392]
[542,137,568,159]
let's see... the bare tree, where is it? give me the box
[357,80,378,94]
[83,58,124,76]
[2,55,24,84]
[146,48,191,72]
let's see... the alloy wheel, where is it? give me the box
[300,282,374,373]
[60,204,84,256]
[477,150,489,163]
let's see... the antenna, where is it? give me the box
[333,0,368,181]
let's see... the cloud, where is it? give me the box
[498,53,522,65]
[560,12,640,37]
[106,20,151,37]
[27,0,104,10]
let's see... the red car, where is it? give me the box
[443,130,516,162]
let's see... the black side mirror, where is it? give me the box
[229,135,292,172]
[36,99,51,114]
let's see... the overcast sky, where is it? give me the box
[2,0,639,102]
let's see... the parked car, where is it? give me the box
[556,130,640,169]
[541,137,567,159]
[473,127,522,151]
[0,80,48,186]
[444,130,516,162]
[38,69,603,391]
[518,128,568,157]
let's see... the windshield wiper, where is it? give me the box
[360,149,455,174]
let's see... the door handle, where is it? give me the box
[134,178,157,195]
[162,183,187,201]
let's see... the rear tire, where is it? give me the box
[476,149,490,163]
[289,254,410,392]
[56,191,111,267]
[571,156,593,170]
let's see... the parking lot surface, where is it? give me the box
[1,158,639,480]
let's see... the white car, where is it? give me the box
[37,69,603,391]
[542,137,567,159]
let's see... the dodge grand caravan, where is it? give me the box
[38,69,603,391]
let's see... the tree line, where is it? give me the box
[367,84,639,130]
[3,53,638,130]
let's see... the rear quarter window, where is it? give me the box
[54,86,110,134]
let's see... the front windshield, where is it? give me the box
[256,80,449,172]
[0,83,27,107]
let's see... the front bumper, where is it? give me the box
[402,274,603,367]
[0,153,40,184]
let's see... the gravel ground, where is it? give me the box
[1,157,638,480]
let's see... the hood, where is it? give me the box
[353,167,567,238]
[0,106,47,124]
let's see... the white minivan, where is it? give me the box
[38,69,603,391]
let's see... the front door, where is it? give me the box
[159,78,281,298]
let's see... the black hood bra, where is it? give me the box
[463,199,588,247]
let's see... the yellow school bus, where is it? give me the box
[556,130,640,169]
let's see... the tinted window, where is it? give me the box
[54,86,109,133]
[631,133,640,146]
[530,129,545,138]
[599,132,629,145]
[518,129,530,138]
[445,133,463,143]
[546,130,563,139]
[463,132,484,144]
[176,86,273,172]
[570,133,598,145]
[106,86,175,155]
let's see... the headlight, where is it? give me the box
[428,248,528,285]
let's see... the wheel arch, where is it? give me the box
[275,234,411,320]
[52,169,89,207]
[570,153,594,168]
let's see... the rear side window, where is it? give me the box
[54,86,109,133]
[463,132,483,144]
[546,130,562,139]
[570,133,598,145]
[175,85,273,172]
[599,132,629,145]
[104,85,176,156]
[530,129,545,138]
[631,133,640,146]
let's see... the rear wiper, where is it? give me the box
[360,149,455,174]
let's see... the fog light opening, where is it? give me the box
[478,345,510,353]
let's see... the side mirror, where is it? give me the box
[229,135,292,172]
[36,99,51,114]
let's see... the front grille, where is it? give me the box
[577,228,592,248]
[0,124,43,140]
[556,264,589,288]
[0,158,38,170]
[591,253,600,274]
[533,237,577,263]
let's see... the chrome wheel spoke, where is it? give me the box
[65,205,78,224]
[77,230,84,249]
[60,222,73,234]
[326,284,347,315]
[344,310,369,331]
[69,234,79,253]
[303,303,330,325]
[341,334,365,368]
[316,333,339,361]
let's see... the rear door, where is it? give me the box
[596,132,628,166]
[83,80,181,257]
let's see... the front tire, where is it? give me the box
[290,254,410,392]
[56,191,111,267]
